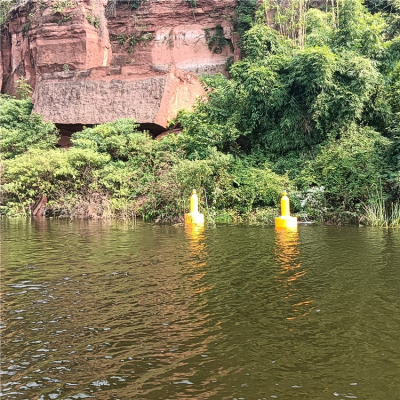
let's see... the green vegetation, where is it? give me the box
[175,0,400,225]
[1,0,400,225]
[131,0,142,10]
[127,32,154,53]
[86,13,100,29]
[0,116,287,219]
[183,0,197,8]
[361,185,400,226]
[0,97,58,160]
[235,0,258,49]
[0,0,14,26]
[51,0,75,14]
[51,0,75,25]
[14,77,33,100]
[204,25,234,54]
[21,22,30,33]
[111,32,154,53]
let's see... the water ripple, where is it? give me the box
[1,220,400,399]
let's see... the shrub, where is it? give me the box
[0,96,58,159]
[1,148,109,215]
[72,119,143,161]
[299,124,391,211]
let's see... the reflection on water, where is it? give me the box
[184,224,211,294]
[275,227,315,321]
[1,219,400,399]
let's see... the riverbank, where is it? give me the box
[1,95,399,226]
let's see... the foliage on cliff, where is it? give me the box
[176,0,400,223]
[0,96,58,159]
[0,0,14,25]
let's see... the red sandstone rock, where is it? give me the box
[1,0,238,131]
[1,0,111,93]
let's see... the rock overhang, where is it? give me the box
[32,66,205,129]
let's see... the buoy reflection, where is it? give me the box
[275,227,314,321]
[184,223,212,294]
[185,223,205,252]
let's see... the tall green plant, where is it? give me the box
[333,0,386,58]
[235,0,258,49]
[362,184,400,227]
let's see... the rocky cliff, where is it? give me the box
[1,0,239,136]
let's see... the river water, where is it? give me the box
[1,219,400,400]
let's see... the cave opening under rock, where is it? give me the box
[55,122,168,148]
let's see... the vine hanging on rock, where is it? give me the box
[204,24,234,54]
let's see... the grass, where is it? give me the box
[362,187,400,227]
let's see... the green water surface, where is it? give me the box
[1,219,399,399]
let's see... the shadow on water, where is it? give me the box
[1,219,400,399]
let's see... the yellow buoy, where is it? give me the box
[185,189,205,225]
[190,189,199,214]
[275,190,297,229]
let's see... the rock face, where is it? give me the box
[1,0,239,133]
[1,0,112,94]
[33,66,205,132]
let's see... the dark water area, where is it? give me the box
[1,219,400,400]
